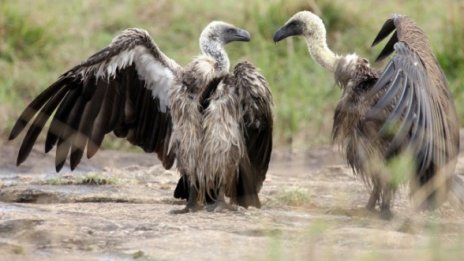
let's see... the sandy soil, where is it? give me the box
[1,142,464,260]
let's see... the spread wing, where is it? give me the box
[231,61,273,208]
[9,28,182,172]
[366,15,459,178]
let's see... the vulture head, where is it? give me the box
[273,11,326,43]
[200,21,251,48]
[198,21,251,72]
[273,11,339,72]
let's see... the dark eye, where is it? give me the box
[287,21,297,27]
[226,28,235,34]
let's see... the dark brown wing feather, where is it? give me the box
[231,61,273,208]
[367,15,459,195]
[9,28,179,172]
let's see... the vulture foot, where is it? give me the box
[366,182,381,211]
[379,187,393,220]
[170,184,202,214]
[379,207,393,220]
[205,185,237,212]
[206,201,237,212]
[170,204,203,214]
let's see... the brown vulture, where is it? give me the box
[9,21,273,213]
[273,11,461,219]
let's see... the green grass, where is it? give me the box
[45,172,117,185]
[45,177,71,186]
[1,0,463,149]
[277,187,312,207]
[78,173,118,185]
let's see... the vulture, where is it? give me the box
[273,11,461,219]
[9,21,273,213]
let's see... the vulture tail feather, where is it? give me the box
[174,175,189,200]
[233,159,261,208]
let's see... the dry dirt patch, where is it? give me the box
[0,143,464,260]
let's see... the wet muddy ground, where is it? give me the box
[1,142,464,260]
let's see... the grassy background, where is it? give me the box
[1,0,463,150]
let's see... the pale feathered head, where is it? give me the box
[273,11,326,42]
[200,21,251,46]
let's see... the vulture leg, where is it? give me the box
[366,186,380,211]
[379,186,394,220]
[170,184,202,214]
[174,175,217,203]
[366,178,381,211]
[206,184,237,212]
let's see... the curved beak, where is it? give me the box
[273,22,303,43]
[273,27,288,43]
[234,28,251,42]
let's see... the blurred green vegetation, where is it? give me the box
[45,172,117,185]
[1,0,463,150]
[277,187,312,207]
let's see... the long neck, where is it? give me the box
[200,40,230,72]
[304,33,339,72]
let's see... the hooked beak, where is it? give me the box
[273,21,303,43]
[234,28,251,42]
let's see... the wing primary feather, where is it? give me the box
[69,109,90,170]
[69,77,98,170]
[379,73,409,134]
[136,88,150,148]
[371,18,396,47]
[54,87,84,172]
[385,81,415,155]
[375,31,399,62]
[45,84,81,153]
[16,85,71,166]
[160,117,175,169]
[70,77,106,166]
[410,84,432,174]
[112,83,129,138]
[107,80,123,131]
[231,61,273,208]
[56,82,87,172]
[366,61,396,98]
[87,80,113,159]
[366,69,403,119]
[83,80,108,157]
[9,77,69,140]
[144,98,159,152]
[12,29,179,170]
[409,86,425,149]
